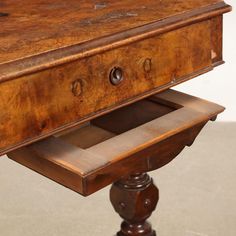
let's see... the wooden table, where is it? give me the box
[0,1,231,235]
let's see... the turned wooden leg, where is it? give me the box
[110,173,159,236]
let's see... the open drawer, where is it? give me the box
[8,90,224,196]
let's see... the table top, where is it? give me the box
[0,0,231,157]
[0,0,230,82]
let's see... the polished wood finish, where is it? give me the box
[110,173,158,236]
[0,19,217,156]
[0,1,232,235]
[0,0,231,156]
[0,0,231,81]
[8,89,224,196]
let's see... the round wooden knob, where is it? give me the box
[71,79,83,97]
[110,67,124,85]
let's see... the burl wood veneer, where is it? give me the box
[0,0,231,156]
[0,0,231,235]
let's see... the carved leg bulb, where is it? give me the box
[110,173,159,236]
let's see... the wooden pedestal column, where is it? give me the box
[110,173,159,236]
[7,90,225,235]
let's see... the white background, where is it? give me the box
[176,0,236,121]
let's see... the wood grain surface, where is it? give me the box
[0,2,232,234]
[8,90,225,196]
[0,0,231,81]
[0,0,231,156]
[0,20,214,155]
[110,173,159,236]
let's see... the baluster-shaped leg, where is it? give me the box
[110,173,159,236]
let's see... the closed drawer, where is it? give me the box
[8,89,224,196]
[0,20,213,154]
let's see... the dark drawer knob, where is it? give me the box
[110,67,124,85]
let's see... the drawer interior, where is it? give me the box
[8,89,224,196]
[58,99,177,149]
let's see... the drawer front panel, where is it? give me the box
[0,20,212,154]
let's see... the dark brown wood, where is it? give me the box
[0,12,9,17]
[211,15,224,66]
[8,89,225,196]
[110,173,159,236]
